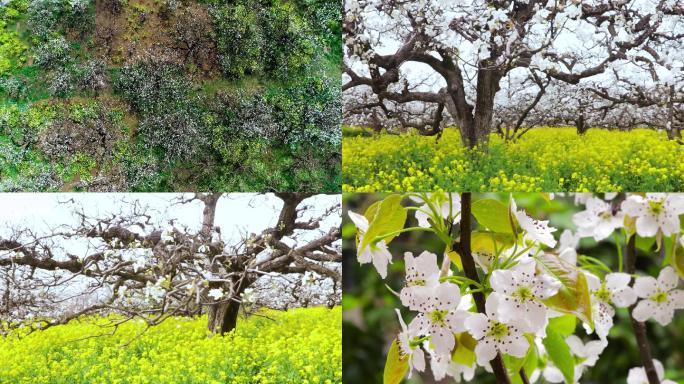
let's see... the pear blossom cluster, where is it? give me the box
[348,193,684,383]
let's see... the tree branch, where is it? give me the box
[457,193,511,384]
[626,236,660,384]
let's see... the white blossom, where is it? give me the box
[489,261,561,333]
[627,359,677,384]
[464,293,529,366]
[622,194,684,237]
[348,211,393,278]
[412,194,461,228]
[396,309,426,378]
[208,288,224,300]
[573,196,624,241]
[400,251,441,311]
[632,266,684,326]
[428,350,475,382]
[511,198,557,248]
[410,282,469,356]
[584,272,637,340]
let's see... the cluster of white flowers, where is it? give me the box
[349,193,684,383]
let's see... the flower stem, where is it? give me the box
[519,368,530,384]
[615,231,623,273]
[457,193,511,384]
[626,235,660,384]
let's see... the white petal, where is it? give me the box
[657,266,679,291]
[632,299,654,322]
[429,353,448,380]
[537,273,562,299]
[432,282,461,311]
[347,211,369,232]
[565,335,584,357]
[593,301,615,340]
[474,339,498,366]
[653,359,665,380]
[627,367,647,384]
[371,242,392,278]
[669,289,684,310]
[594,220,616,241]
[415,251,440,282]
[633,276,658,298]
[440,200,460,223]
[605,272,631,291]
[411,347,426,373]
[430,323,455,355]
[410,313,430,334]
[544,366,565,383]
[464,313,489,340]
[659,216,679,236]
[500,334,529,358]
[357,244,372,264]
[444,310,469,333]
[490,269,515,294]
[635,215,659,237]
[583,340,608,361]
[485,292,502,318]
[415,206,431,228]
[584,272,601,292]
[395,309,408,333]
[652,303,675,326]
[522,301,548,333]
[611,287,637,308]
[622,196,645,217]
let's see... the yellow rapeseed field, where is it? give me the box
[342,127,684,192]
[0,307,341,384]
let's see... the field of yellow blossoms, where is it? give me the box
[342,127,684,192]
[0,307,341,384]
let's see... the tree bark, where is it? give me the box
[576,113,588,135]
[625,236,660,384]
[198,193,229,335]
[471,65,502,147]
[457,193,511,384]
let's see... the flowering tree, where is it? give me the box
[0,193,341,336]
[347,192,684,383]
[343,0,684,144]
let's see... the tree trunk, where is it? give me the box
[207,281,249,335]
[465,63,502,148]
[207,302,230,334]
[220,299,241,334]
[576,113,587,135]
[665,86,681,141]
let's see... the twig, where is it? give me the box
[457,193,511,384]
[625,236,660,384]
[519,368,530,384]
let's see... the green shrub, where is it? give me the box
[211,0,316,79]
[27,0,93,42]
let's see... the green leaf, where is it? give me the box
[361,194,407,250]
[472,199,514,234]
[538,253,593,328]
[635,236,656,254]
[452,332,477,367]
[508,337,538,384]
[671,239,684,280]
[446,247,463,271]
[543,328,574,384]
[548,315,577,336]
[384,339,408,384]
[471,231,515,271]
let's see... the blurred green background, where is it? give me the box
[342,193,684,384]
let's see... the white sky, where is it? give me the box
[0,193,341,251]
